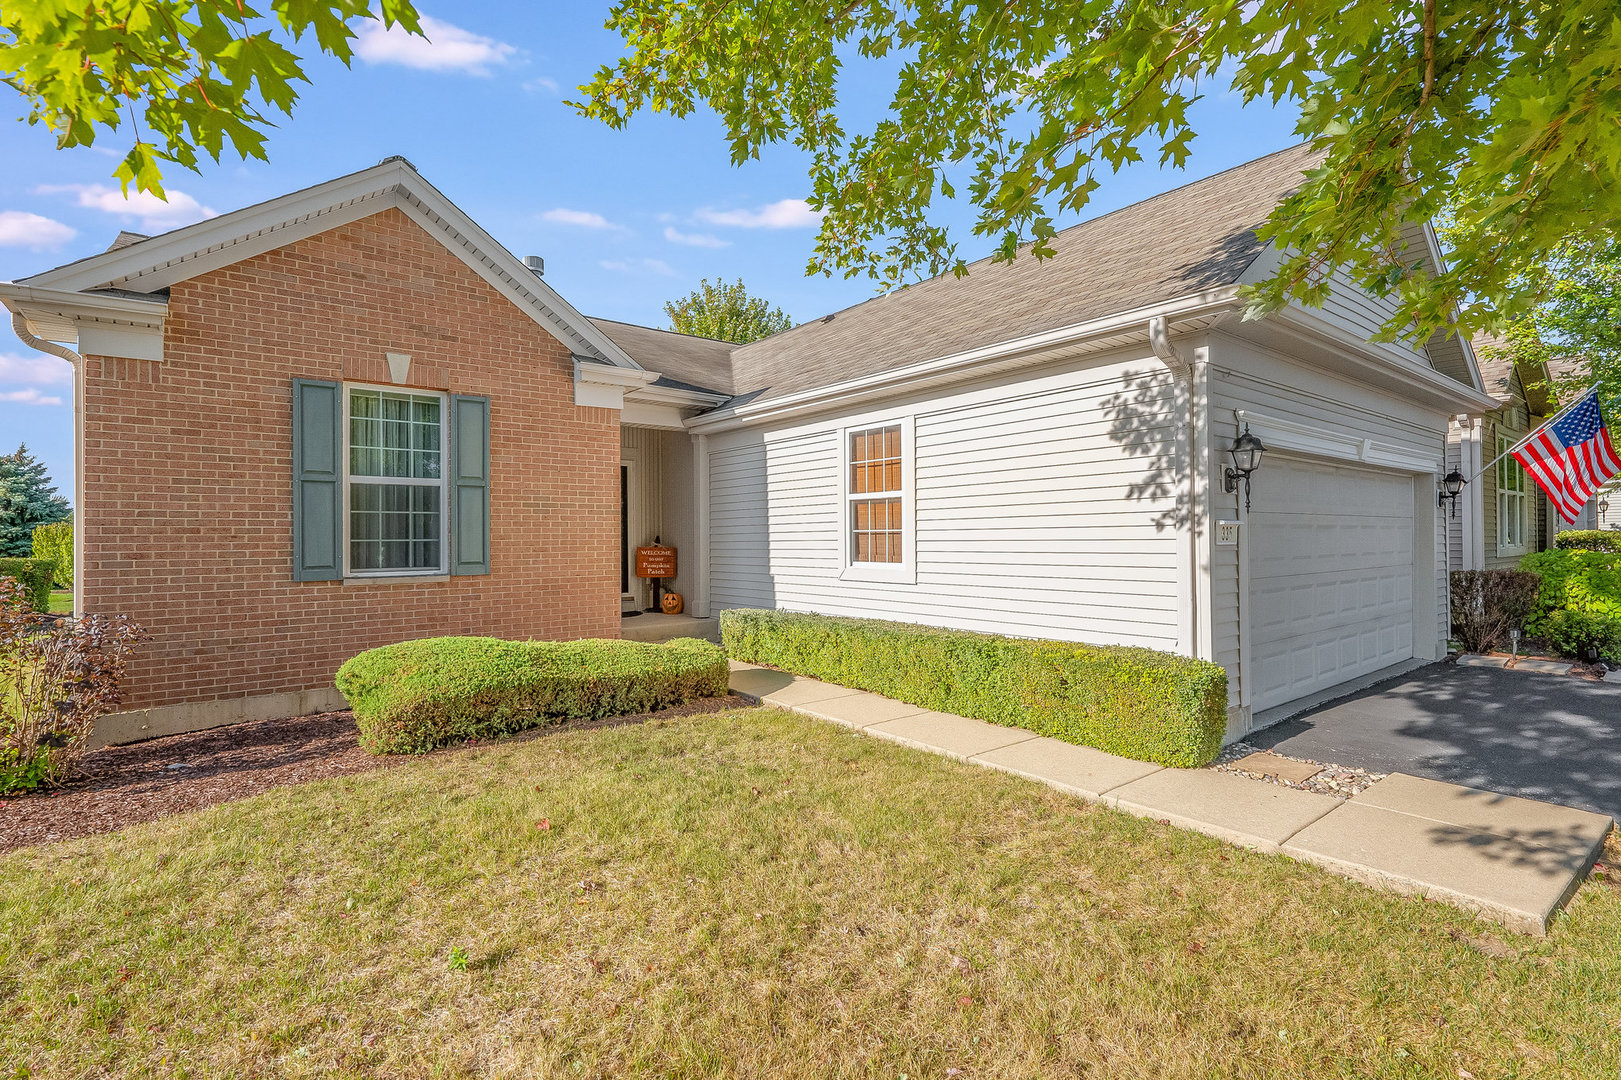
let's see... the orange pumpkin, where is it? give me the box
[660,591,684,615]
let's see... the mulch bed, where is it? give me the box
[0,695,750,855]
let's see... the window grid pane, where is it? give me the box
[350,483,441,572]
[849,425,902,494]
[850,497,902,564]
[350,389,441,479]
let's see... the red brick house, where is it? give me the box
[0,159,726,742]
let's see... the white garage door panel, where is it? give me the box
[1249,458,1415,712]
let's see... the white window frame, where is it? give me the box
[837,414,916,584]
[1496,433,1530,556]
[341,381,450,578]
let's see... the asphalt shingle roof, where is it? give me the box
[724,143,1325,405]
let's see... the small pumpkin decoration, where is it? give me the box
[660,591,684,615]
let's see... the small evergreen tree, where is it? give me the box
[0,445,72,557]
[664,278,793,344]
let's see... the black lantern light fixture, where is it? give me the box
[1223,425,1267,512]
[1438,469,1466,517]
[1601,494,1611,517]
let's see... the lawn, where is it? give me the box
[2,707,1617,1078]
[47,589,71,615]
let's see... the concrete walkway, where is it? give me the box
[729,662,1615,936]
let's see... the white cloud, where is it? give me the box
[0,352,73,386]
[0,210,77,249]
[354,15,521,76]
[663,226,730,249]
[0,388,66,407]
[523,75,560,94]
[600,258,675,276]
[695,198,823,229]
[541,208,620,230]
[34,184,216,229]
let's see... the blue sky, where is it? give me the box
[0,4,1302,500]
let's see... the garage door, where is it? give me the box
[1248,457,1415,712]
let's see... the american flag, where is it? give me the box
[1510,386,1621,523]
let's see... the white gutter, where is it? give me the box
[687,287,1243,433]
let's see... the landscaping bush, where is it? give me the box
[1552,529,1621,554]
[0,578,143,793]
[0,557,55,613]
[1448,569,1542,654]
[1537,608,1621,664]
[1520,549,1621,620]
[30,520,72,587]
[336,636,730,754]
[721,608,1227,767]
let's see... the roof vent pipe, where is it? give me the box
[523,255,545,277]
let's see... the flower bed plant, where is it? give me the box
[721,608,1227,767]
[336,636,730,754]
[1519,548,1621,663]
[0,578,143,793]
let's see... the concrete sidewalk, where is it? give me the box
[729,662,1615,936]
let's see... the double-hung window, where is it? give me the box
[345,385,447,574]
[1496,434,1530,555]
[842,418,913,581]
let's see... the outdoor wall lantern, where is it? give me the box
[1438,470,1467,517]
[1601,495,1611,516]
[1223,426,1267,512]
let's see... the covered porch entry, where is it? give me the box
[620,424,718,642]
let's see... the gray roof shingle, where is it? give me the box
[587,317,736,396]
[725,143,1325,405]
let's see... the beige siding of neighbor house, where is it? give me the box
[707,350,1185,650]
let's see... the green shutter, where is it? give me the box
[291,378,343,581]
[450,394,491,575]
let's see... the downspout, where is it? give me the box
[8,311,85,617]
[1148,316,1200,659]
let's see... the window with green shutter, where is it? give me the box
[292,380,491,579]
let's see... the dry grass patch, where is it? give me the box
[2,707,1619,1078]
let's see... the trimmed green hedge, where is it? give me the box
[0,558,55,612]
[336,636,730,754]
[721,608,1227,767]
[1553,529,1621,554]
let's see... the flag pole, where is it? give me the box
[1462,383,1603,486]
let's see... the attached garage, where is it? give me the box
[1246,456,1418,712]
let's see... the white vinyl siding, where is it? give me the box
[707,357,1183,648]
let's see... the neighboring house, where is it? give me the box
[1448,345,1602,571]
[1,146,1497,744]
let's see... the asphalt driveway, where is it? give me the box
[1251,662,1621,822]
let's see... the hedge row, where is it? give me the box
[336,636,730,754]
[1553,529,1621,554]
[0,558,55,613]
[720,608,1227,767]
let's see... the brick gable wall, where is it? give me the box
[81,207,621,715]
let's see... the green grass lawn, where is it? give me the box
[3,707,1618,1078]
[47,589,71,615]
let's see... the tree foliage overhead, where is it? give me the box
[1472,237,1621,416]
[578,1,1621,342]
[664,278,793,344]
[1,0,422,197]
[0,445,72,558]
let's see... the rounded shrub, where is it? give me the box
[336,636,730,754]
[1553,529,1621,554]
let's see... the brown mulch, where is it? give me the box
[0,695,751,855]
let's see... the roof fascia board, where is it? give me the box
[20,159,641,370]
[1263,305,1500,413]
[689,288,1242,433]
[0,283,168,361]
